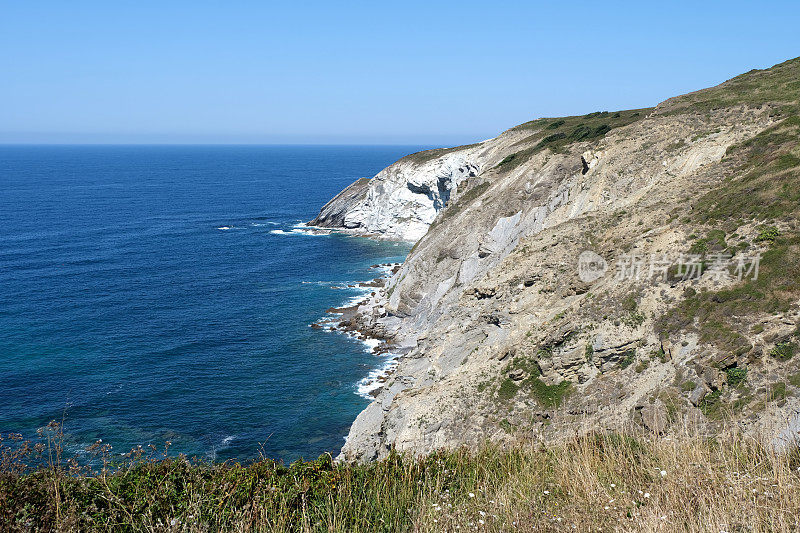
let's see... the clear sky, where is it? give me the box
[1,1,798,145]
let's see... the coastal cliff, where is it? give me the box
[311,148,485,241]
[312,57,800,462]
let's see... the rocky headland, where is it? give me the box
[312,57,800,462]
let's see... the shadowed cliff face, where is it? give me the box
[314,57,800,462]
[310,177,372,229]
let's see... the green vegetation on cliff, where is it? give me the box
[3,425,800,532]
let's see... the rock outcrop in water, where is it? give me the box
[312,57,800,462]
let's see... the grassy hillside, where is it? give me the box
[2,423,800,532]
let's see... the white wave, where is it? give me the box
[217,226,233,230]
[221,435,236,446]
[361,338,381,352]
[270,227,330,236]
[342,290,372,308]
[356,356,398,399]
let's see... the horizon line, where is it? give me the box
[0,142,449,147]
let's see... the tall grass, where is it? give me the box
[1,422,799,531]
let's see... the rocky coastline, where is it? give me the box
[312,263,408,398]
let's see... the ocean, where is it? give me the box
[0,145,422,463]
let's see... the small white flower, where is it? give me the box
[543,490,550,495]
[468,492,475,498]
[610,483,616,488]
[604,506,610,510]
[479,519,485,525]
[479,511,486,517]
[644,493,651,499]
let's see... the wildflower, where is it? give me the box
[610,483,616,488]
[660,470,667,477]
[469,492,475,498]
[644,493,651,499]
[543,490,550,495]
[479,511,486,517]
[479,519,485,525]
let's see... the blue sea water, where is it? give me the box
[0,145,422,463]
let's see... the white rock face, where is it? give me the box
[311,150,483,241]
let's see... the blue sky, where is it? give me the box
[1,1,798,144]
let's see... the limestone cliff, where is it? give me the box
[312,57,800,461]
[310,143,503,241]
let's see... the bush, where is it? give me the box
[770,342,797,361]
[756,225,780,243]
[498,378,519,401]
[726,367,747,386]
[619,349,637,369]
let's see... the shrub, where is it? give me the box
[726,367,747,386]
[498,378,519,401]
[756,225,780,243]
[770,342,797,361]
[619,349,636,369]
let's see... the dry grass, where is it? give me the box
[412,428,800,532]
[2,421,800,531]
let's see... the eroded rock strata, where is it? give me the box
[312,58,800,461]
